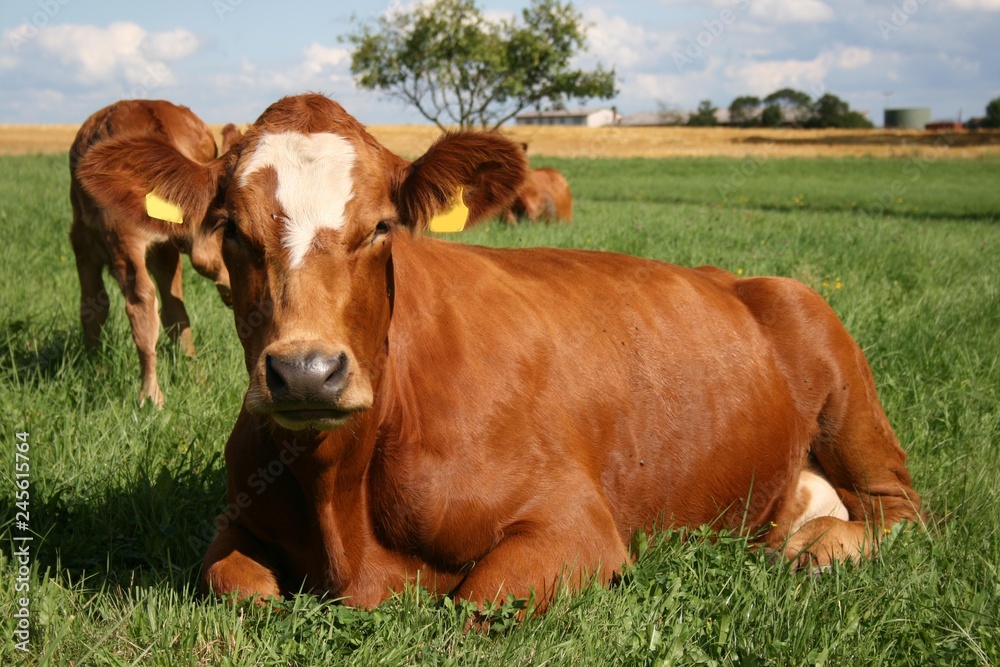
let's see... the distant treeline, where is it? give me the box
[684,91,1000,130]
[687,88,873,129]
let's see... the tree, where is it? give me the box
[985,96,1000,128]
[728,88,873,129]
[763,88,813,126]
[344,0,617,130]
[805,93,873,128]
[811,93,849,122]
[728,95,761,126]
[760,104,783,127]
[826,110,873,129]
[687,100,719,126]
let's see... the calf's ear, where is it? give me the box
[395,132,528,230]
[219,123,243,155]
[76,135,228,232]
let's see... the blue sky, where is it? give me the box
[1,0,998,126]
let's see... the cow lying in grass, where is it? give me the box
[81,93,921,611]
[503,144,573,224]
[73,100,240,407]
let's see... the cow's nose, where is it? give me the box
[265,351,349,403]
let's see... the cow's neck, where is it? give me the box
[280,405,402,600]
[361,234,470,549]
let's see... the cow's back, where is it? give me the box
[377,235,810,557]
[70,100,216,172]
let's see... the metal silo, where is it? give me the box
[884,108,931,129]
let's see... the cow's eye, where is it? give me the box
[223,217,239,241]
[374,220,392,237]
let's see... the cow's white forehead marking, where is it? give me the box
[239,131,356,269]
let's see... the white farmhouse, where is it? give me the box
[515,108,621,127]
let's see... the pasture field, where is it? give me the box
[1,152,999,665]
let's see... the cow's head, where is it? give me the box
[223,95,525,430]
[76,126,245,306]
[85,94,525,430]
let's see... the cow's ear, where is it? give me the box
[219,123,243,155]
[395,132,527,230]
[76,135,227,232]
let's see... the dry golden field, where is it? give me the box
[1,123,998,159]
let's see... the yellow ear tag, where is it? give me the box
[145,192,184,224]
[428,187,469,233]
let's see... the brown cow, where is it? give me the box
[78,94,921,612]
[72,100,239,407]
[503,145,572,223]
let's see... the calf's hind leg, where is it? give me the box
[70,218,110,351]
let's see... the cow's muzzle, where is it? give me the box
[261,349,358,430]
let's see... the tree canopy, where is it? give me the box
[344,0,617,130]
[723,88,872,128]
[761,88,813,126]
[809,93,872,128]
[985,96,1000,128]
[687,100,719,127]
[728,95,762,127]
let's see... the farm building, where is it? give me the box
[925,121,964,131]
[516,108,620,127]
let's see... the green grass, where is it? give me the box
[2,152,999,665]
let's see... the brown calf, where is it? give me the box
[72,100,239,407]
[81,94,920,611]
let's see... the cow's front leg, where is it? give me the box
[451,492,629,614]
[202,522,282,601]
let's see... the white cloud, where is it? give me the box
[937,52,982,77]
[216,42,354,94]
[748,0,835,23]
[615,56,729,108]
[827,45,873,69]
[722,45,871,98]
[945,0,1000,8]
[2,22,199,88]
[583,8,679,69]
[725,58,828,97]
[141,28,200,61]
[37,23,145,84]
[302,43,350,76]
